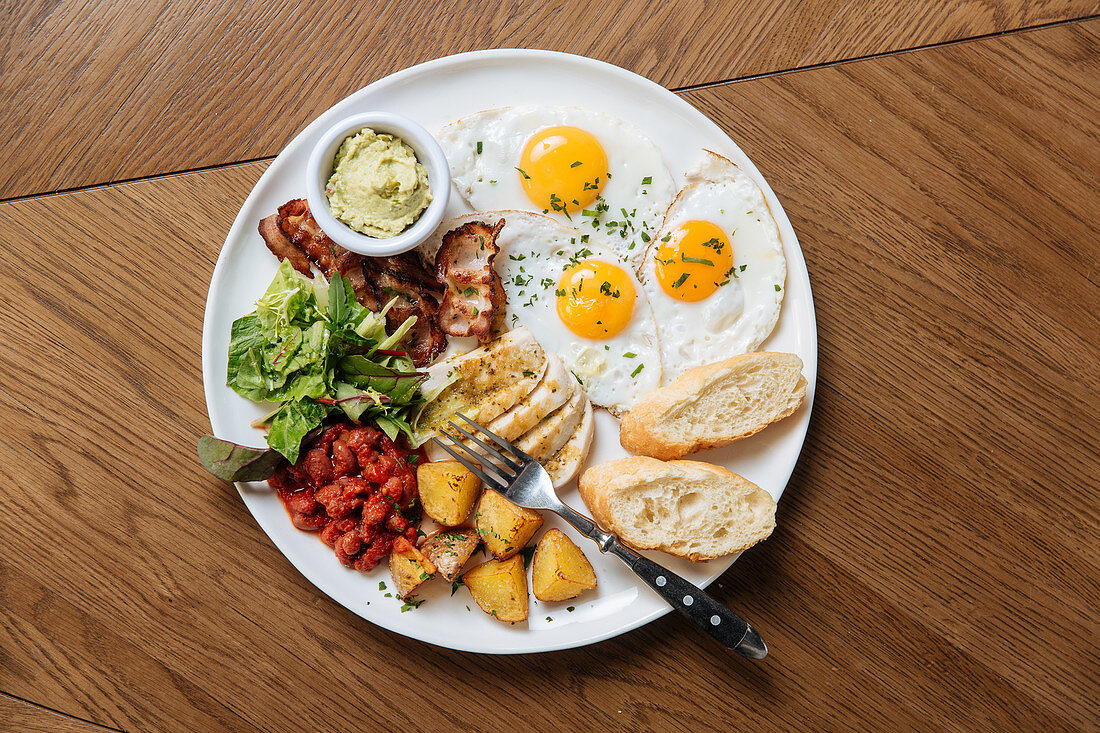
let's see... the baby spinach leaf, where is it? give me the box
[267,400,330,463]
[328,270,350,327]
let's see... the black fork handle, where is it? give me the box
[555,503,767,659]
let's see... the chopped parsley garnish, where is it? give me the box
[378,581,387,591]
[623,351,637,358]
[681,254,714,266]
[641,176,652,185]
[631,363,645,378]
[462,286,477,296]
[476,141,483,154]
[672,272,690,288]
[400,598,425,612]
[567,606,575,612]
[451,578,465,596]
[516,167,531,179]
[570,160,582,167]
[775,284,782,291]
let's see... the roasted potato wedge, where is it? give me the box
[417,460,481,526]
[531,528,597,602]
[419,528,480,582]
[389,536,437,598]
[475,489,543,559]
[463,555,528,622]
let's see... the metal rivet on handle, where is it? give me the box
[710,615,721,625]
[683,595,694,606]
[655,576,666,587]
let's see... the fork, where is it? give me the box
[435,413,768,659]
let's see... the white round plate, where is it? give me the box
[202,49,817,654]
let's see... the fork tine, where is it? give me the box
[456,413,530,461]
[431,436,507,491]
[445,420,522,474]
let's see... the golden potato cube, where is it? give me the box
[419,528,480,582]
[389,536,437,599]
[531,528,597,602]
[417,460,481,526]
[475,489,543,559]
[463,555,528,622]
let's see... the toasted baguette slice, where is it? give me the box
[578,457,776,561]
[620,352,806,460]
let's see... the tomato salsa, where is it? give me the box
[268,422,422,572]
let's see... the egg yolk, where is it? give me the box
[654,220,734,302]
[519,126,608,214]
[556,259,636,340]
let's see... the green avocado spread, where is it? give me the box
[325,128,431,238]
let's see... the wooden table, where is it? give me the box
[2,2,1097,730]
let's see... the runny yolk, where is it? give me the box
[556,259,636,340]
[519,126,608,214]
[654,220,734,302]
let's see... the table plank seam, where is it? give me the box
[2,13,1096,206]
[672,13,1100,94]
[0,691,124,733]
[0,157,273,207]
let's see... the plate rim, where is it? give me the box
[201,48,818,654]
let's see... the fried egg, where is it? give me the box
[438,106,675,258]
[639,150,786,383]
[423,212,663,413]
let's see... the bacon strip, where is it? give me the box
[259,214,313,276]
[256,198,447,366]
[362,256,447,366]
[276,199,372,307]
[434,219,505,342]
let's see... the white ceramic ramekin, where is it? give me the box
[304,112,449,256]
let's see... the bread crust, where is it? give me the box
[578,457,775,561]
[619,352,806,460]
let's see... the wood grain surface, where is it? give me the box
[0,694,113,733]
[1,12,1098,733]
[1,0,1098,199]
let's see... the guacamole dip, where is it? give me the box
[325,128,431,238]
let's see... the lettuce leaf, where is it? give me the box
[267,399,331,463]
[255,260,318,334]
[207,265,430,478]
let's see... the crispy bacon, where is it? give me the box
[255,198,448,366]
[361,255,447,366]
[276,199,372,306]
[434,219,505,342]
[259,214,313,276]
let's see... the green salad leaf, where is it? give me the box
[209,259,429,468]
[196,434,284,482]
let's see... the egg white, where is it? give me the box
[438,106,675,260]
[420,211,663,413]
[639,150,786,384]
